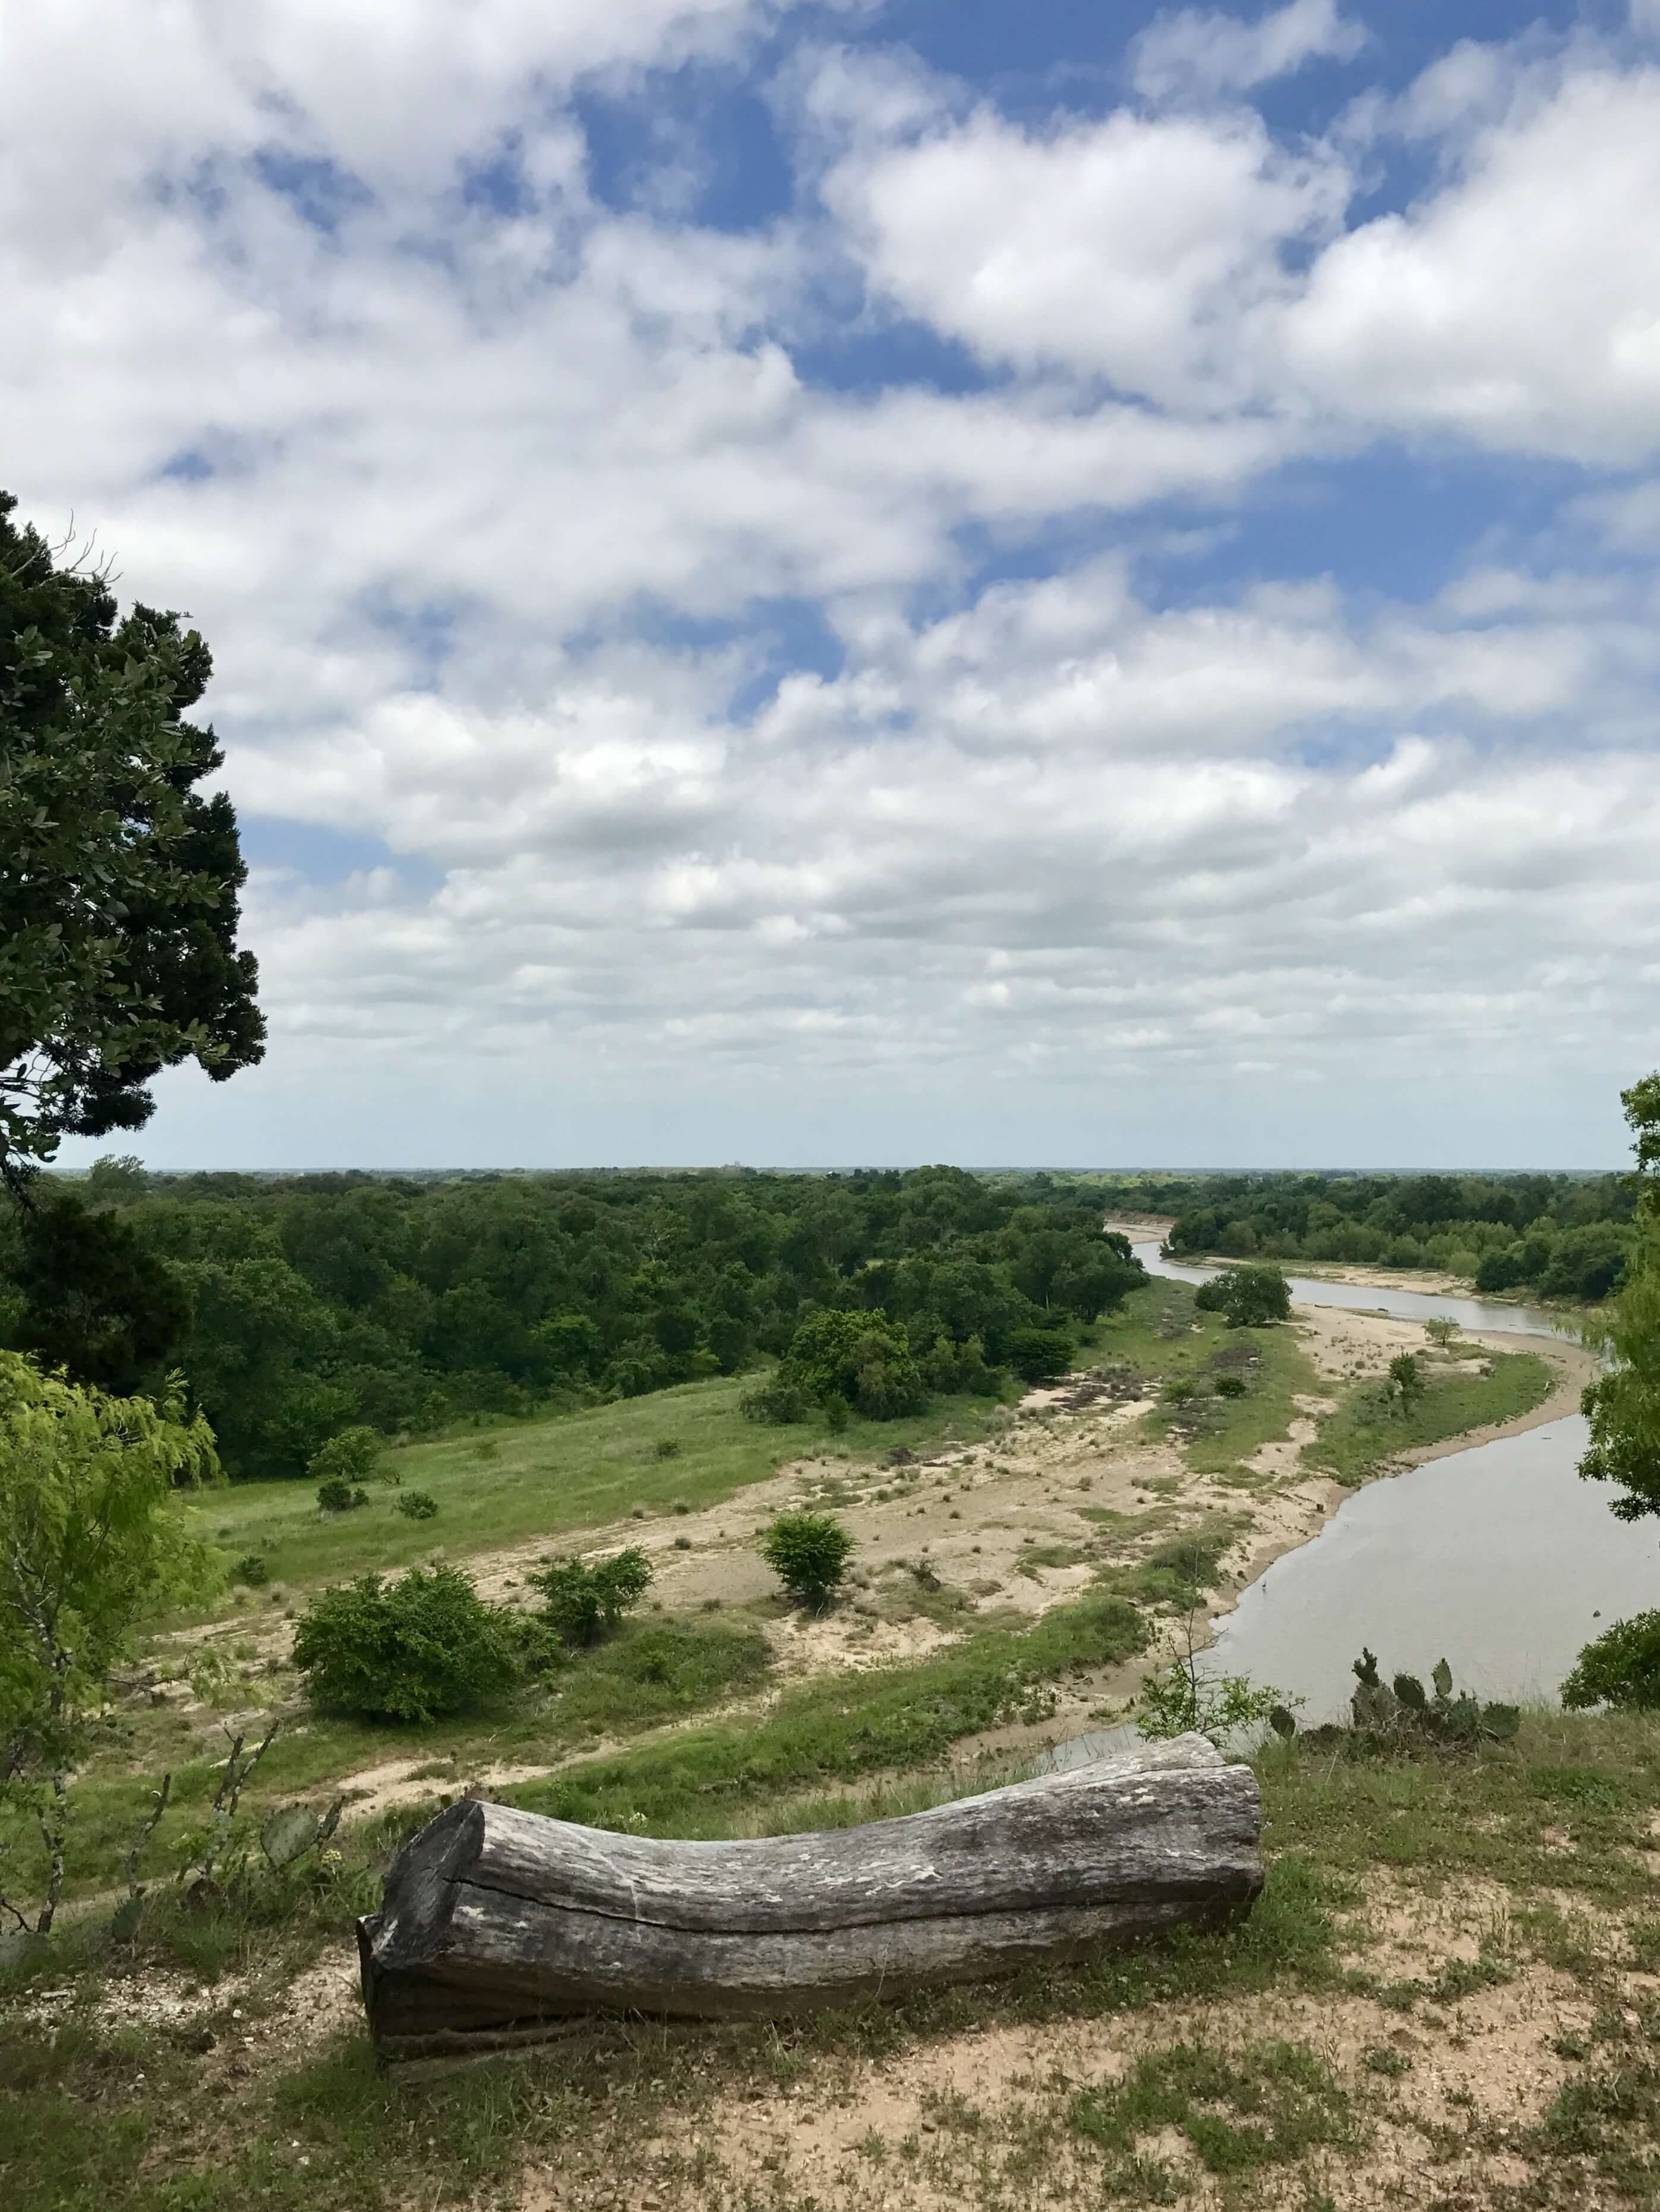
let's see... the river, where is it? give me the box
[1042,1241,1652,1765]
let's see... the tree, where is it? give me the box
[0,1351,220,1931]
[1579,1074,1660,1524]
[83,1153,147,1208]
[1006,1325,1074,1384]
[10,1190,192,1393]
[761,1510,853,1610]
[0,492,264,1192]
[1194,1265,1292,1329]
[307,1424,385,1488]
[777,1307,924,1420]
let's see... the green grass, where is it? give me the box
[1304,1350,1554,1484]
[179,1373,1014,1612]
[10,1709,1660,2212]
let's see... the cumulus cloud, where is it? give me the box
[4,4,1658,1165]
[1282,62,1660,462]
[1131,0,1368,105]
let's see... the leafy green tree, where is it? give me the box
[1006,1325,1074,1384]
[0,1351,220,1930]
[761,1510,853,1610]
[778,1307,924,1419]
[307,1424,384,1488]
[1194,1265,1292,1329]
[292,1566,515,1723]
[83,1154,147,1208]
[1580,1075,1660,1524]
[10,1191,191,1393]
[1561,1613,1660,1711]
[531,1547,654,1647]
[0,493,264,1190]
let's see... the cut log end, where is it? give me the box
[358,1734,1264,2058]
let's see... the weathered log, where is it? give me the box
[356,1734,1261,2058]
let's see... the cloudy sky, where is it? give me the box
[10,0,1660,1170]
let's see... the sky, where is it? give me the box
[7,0,1660,1171]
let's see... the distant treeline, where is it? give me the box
[0,1164,1141,1480]
[1091,1171,1632,1301]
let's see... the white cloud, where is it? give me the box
[1282,64,1660,462]
[1132,0,1368,105]
[6,7,1660,1167]
[823,102,1347,400]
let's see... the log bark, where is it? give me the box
[357,1734,1262,2058]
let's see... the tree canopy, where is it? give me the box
[0,492,264,1190]
[1579,1075,1660,1523]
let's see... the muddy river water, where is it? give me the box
[1043,1243,1655,1761]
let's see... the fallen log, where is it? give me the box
[357,1733,1262,2058]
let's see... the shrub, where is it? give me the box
[292,1566,516,1723]
[1006,1326,1074,1384]
[1386,1351,1425,1410]
[1562,1613,1660,1711]
[397,1490,439,1520]
[316,1476,368,1513]
[822,1391,851,1433]
[740,1375,811,1424]
[920,1332,1001,1396]
[1194,1265,1292,1328]
[232,1553,271,1587]
[762,1510,854,1610]
[1214,1373,1247,1399]
[532,1547,654,1647]
[307,1424,383,1487]
[778,1308,925,1420]
[652,1437,680,1460]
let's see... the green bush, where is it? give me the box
[231,1551,270,1587]
[1006,1326,1074,1384]
[739,1375,811,1424]
[1194,1265,1292,1328]
[761,1509,854,1610]
[1214,1373,1247,1399]
[291,1566,516,1723]
[777,1308,925,1420]
[307,1424,383,1487]
[532,1547,654,1647]
[315,1475,368,1513]
[396,1489,439,1520]
[1562,1613,1660,1711]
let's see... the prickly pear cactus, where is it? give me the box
[260,1796,345,1872]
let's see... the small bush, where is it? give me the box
[232,1553,271,1587]
[652,1438,680,1460]
[1562,1613,1660,1711]
[532,1547,654,1647]
[316,1476,368,1513]
[762,1510,854,1610]
[292,1566,516,1723]
[397,1490,439,1520]
[1214,1373,1247,1399]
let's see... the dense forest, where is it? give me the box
[1091,1170,1633,1300]
[0,1164,1141,1481]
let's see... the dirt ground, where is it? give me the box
[150,1285,1594,1816]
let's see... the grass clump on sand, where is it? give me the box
[1304,1350,1554,1484]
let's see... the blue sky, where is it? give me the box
[8,0,1660,1169]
